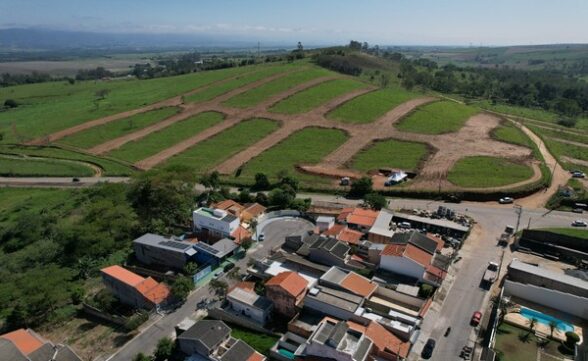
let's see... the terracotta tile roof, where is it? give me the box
[101,265,144,287]
[340,272,377,298]
[337,207,354,222]
[426,264,447,280]
[427,233,445,251]
[243,203,266,218]
[229,281,256,293]
[266,271,308,297]
[135,277,171,305]
[404,244,433,267]
[247,351,266,361]
[346,208,379,227]
[1,329,44,355]
[337,228,363,245]
[381,244,406,257]
[231,226,251,244]
[323,224,345,236]
[364,321,410,358]
[213,199,245,213]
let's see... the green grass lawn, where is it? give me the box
[327,87,420,124]
[492,122,533,148]
[0,144,134,176]
[495,323,541,361]
[543,138,588,162]
[230,325,279,355]
[351,139,429,172]
[527,124,588,144]
[223,67,332,108]
[238,127,348,184]
[539,228,588,239]
[183,65,294,104]
[59,107,179,149]
[269,78,368,114]
[106,111,225,163]
[448,156,534,188]
[161,118,279,173]
[0,65,258,143]
[0,157,95,177]
[396,101,478,134]
[0,187,77,227]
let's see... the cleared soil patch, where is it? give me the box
[59,107,179,149]
[0,156,95,177]
[223,68,332,108]
[350,139,429,172]
[161,118,279,173]
[107,112,225,163]
[269,78,368,114]
[327,87,419,124]
[448,156,535,188]
[396,101,478,134]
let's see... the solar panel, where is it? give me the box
[159,240,191,250]
[195,242,220,255]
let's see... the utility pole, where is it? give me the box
[257,41,260,58]
[514,205,523,233]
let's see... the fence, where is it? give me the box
[207,307,278,336]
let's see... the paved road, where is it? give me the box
[0,176,129,188]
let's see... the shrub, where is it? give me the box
[4,99,18,108]
[565,331,580,347]
[418,284,434,298]
[154,337,174,361]
[171,276,194,301]
[557,117,577,128]
[349,177,373,198]
[125,311,149,331]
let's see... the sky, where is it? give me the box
[2,0,588,46]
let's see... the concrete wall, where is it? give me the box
[266,286,298,318]
[134,243,188,270]
[380,255,424,281]
[207,308,277,335]
[227,297,270,325]
[304,297,355,321]
[374,287,426,309]
[504,280,588,319]
[508,267,588,298]
[102,274,152,310]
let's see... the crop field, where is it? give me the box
[59,107,179,149]
[162,118,279,173]
[222,67,332,108]
[350,139,429,172]
[396,101,479,134]
[448,156,535,188]
[269,78,367,114]
[106,112,224,162]
[492,122,533,148]
[238,127,348,184]
[0,157,95,177]
[327,87,419,124]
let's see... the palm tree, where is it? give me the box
[549,320,557,339]
[528,317,538,335]
[490,295,514,325]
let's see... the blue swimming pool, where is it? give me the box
[520,307,574,333]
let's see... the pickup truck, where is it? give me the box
[483,262,499,284]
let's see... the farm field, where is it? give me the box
[0,64,255,143]
[396,101,479,134]
[447,156,535,188]
[59,107,179,149]
[492,122,533,148]
[269,78,368,114]
[183,65,293,104]
[0,144,135,175]
[327,87,419,124]
[350,139,429,172]
[0,156,95,177]
[162,118,279,173]
[237,127,348,184]
[542,138,588,162]
[527,124,588,144]
[106,111,225,163]
[222,67,332,108]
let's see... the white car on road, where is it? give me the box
[572,220,587,227]
[499,197,514,204]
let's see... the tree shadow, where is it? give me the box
[77,321,98,332]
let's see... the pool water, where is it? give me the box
[520,307,574,333]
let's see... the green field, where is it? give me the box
[448,156,534,188]
[230,325,279,355]
[183,65,293,104]
[0,157,95,177]
[0,65,258,143]
[106,112,225,163]
[269,78,367,114]
[162,118,279,173]
[238,127,348,184]
[351,139,429,172]
[223,67,332,108]
[59,107,179,149]
[539,228,588,240]
[396,101,478,134]
[527,124,588,144]
[543,138,588,162]
[0,144,134,176]
[327,87,419,124]
[492,122,533,148]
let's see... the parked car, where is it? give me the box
[258,233,265,241]
[470,311,482,326]
[223,262,235,272]
[572,220,587,227]
[499,197,514,204]
[421,338,436,359]
[72,177,80,182]
[572,208,584,214]
[398,222,411,229]
[572,171,586,178]
[214,271,225,278]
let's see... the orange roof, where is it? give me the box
[230,281,255,293]
[364,321,410,358]
[247,351,266,361]
[231,226,252,244]
[404,244,433,267]
[338,228,363,245]
[243,203,266,218]
[266,271,308,297]
[340,272,377,298]
[213,199,245,213]
[337,207,354,222]
[135,277,171,304]
[427,233,445,251]
[346,208,379,227]
[426,264,447,280]
[1,329,44,355]
[381,244,406,257]
[323,224,345,236]
[101,265,145,287]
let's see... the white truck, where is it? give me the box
[483,262,499,284]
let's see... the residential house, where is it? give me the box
[319,267,378,298]
[368,209,395,243]
[316,216,335,232]
[323,224,364,245]
[265,271,309,318]
[212,200,266,224]
[303,318,373,361]
[101,265,171,310]
[347,320,411,361]
[227,283,273,325]
[178,320,266,361]
[193,207,240,239]
[133,233,196,270]
[0,328,82,361]
[339,207,379,232]
[303,285,365,321]
[307,236,350,268]
[193,238,238,267]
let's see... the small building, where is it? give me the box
[347,320,411,361]
[308,236,350,268]
[193,207,240,239]
[368,210,395,243]
[379,242,447,285]
[212,200,267,225]
[304,285,365,321]
[133,233,197,270]
[227,284,273,325]
[323,224,364,245]
[0,328,82,361]
[265,271,309,318]
[339,207,379,232]
[193,238,238,267]
[316,216,335,232]
[101,265,171,310]
[303,318,373,361]
[320,267,378,298]
[508,259,588,298]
